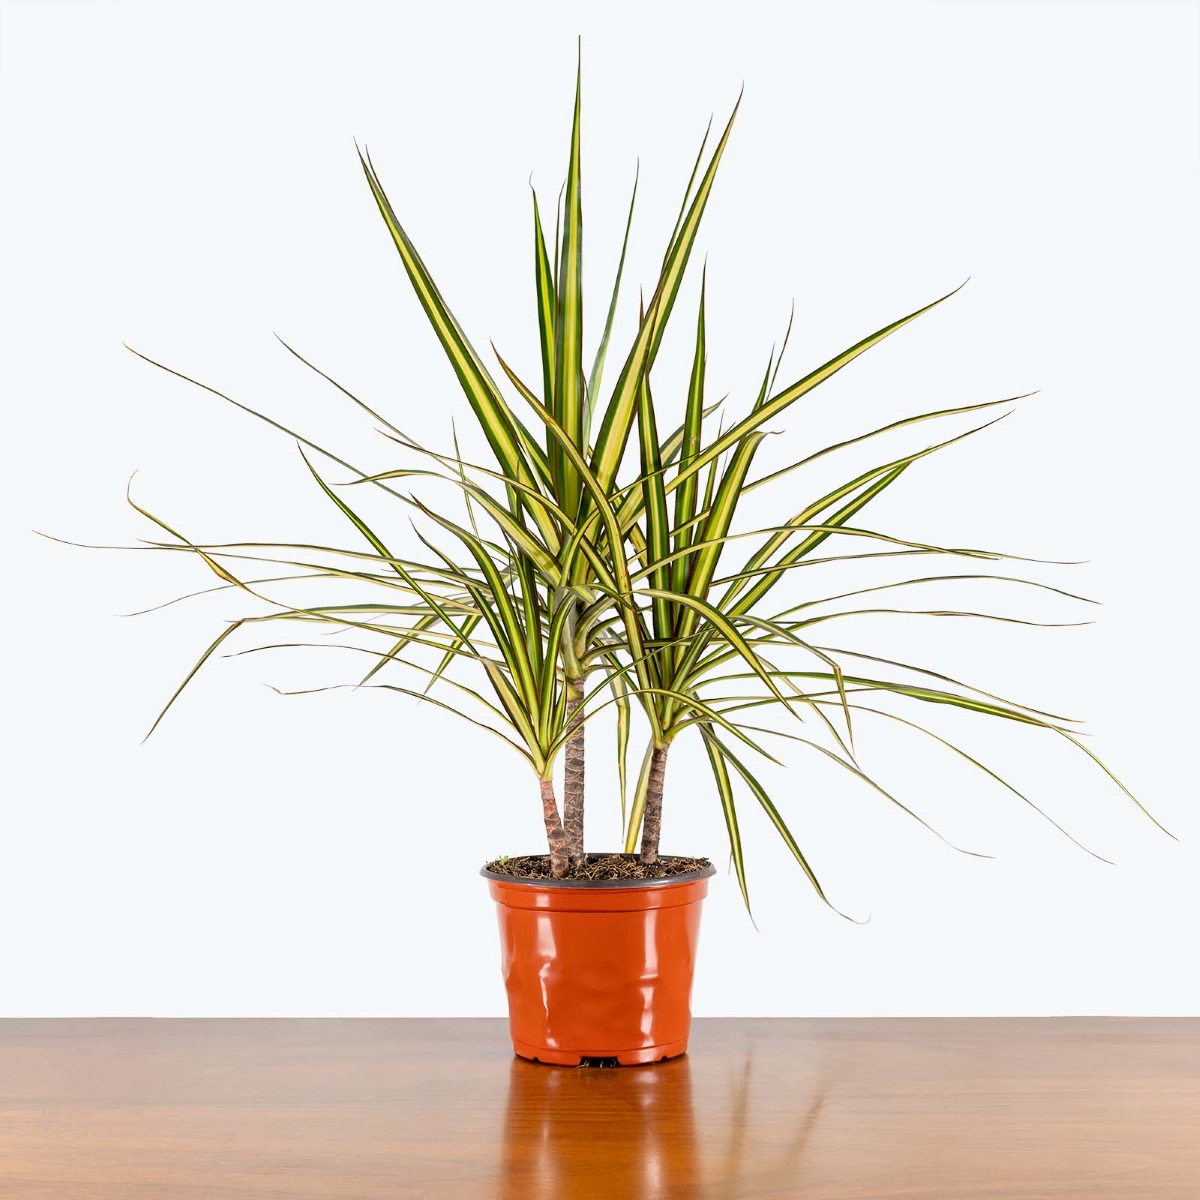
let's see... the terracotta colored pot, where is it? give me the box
[482,856,716,1066]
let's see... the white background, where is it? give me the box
[2,0,1197,1017]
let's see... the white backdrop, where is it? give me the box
[2,0,1197,1016]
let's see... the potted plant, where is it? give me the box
[57,53,1168,1067]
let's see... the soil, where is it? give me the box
[483,853,713,881]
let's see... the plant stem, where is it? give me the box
[562,676,586,865]
[540,778,570,878]
[638,743,670,865]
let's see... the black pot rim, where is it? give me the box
[480,852,716,889]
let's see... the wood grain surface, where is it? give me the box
[0,1018,1196,1198]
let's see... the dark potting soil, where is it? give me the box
[483,853,713,881]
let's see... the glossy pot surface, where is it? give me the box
[484,858,715,1066]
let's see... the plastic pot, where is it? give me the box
[482,855,716,1066]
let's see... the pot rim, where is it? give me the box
[480,852,716,889]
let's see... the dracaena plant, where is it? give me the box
[56,53,1169,912]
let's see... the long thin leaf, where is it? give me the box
[671,281,969,491]
[586,164,638,434]
[531,187,557,418]
[357,146,560,550]
[144,620,245,740]
[700,727,752,913]
[551,53,585,516]
[714,734,858,918]
[589,90,742,495]
[672,272,707,592]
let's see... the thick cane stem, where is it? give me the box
[562,678,586,865]
[540,778,569,878]
[638,744,670,865]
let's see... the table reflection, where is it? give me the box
[497,1043,829,1198]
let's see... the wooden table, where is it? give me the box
[1,1018,1196,1198]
